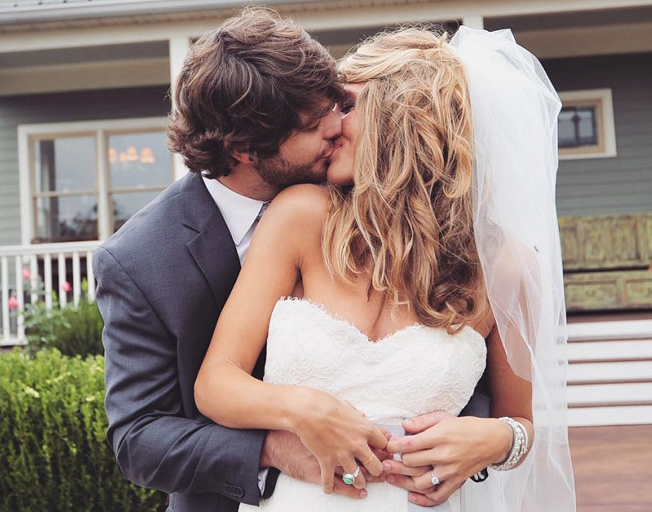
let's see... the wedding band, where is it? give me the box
[342,466,361,485]
[360,454,375,466]
[430,469,440,486]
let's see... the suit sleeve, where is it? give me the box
[459,370,491,418]
[94,246,267,505]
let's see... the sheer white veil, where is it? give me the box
[449,27,576,511]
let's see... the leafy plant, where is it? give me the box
[0,349,167,512]
[23,297,104,359]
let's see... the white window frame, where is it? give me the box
[558,88,617,161]
[18,117,171,246]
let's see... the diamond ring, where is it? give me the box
[430,469,440,486]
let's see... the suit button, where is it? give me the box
[222,483,244,499]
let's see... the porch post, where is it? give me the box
[461,15,484,29]
[169,34,191,181]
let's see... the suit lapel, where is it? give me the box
[180,173,241,309]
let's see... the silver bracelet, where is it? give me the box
[490,417,529,471]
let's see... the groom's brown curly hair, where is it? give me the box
[168,7,343,179]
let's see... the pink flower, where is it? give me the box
[62,281,72,293]
[8,296,19,309]
[21,268,31,279]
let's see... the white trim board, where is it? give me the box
[567,382,652,405]
[568,339,652,361]
[567,319,652,341]
[568,405,652,427]
[567,361,652,383]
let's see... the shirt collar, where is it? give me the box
[202,176,265,245]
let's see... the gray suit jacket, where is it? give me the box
[95,173,273,512]
[95,172,490,512]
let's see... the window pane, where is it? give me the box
[576,108,597,145]
[34,136,97,193]
[35,195,98,242]
[112,190,161,233]
[558,106,598,148]
[108,131,172,190]
[558,110,577,148]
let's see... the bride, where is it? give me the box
[195,26,575,511]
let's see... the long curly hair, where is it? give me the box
[323,27,489,333]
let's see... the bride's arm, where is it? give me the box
[195,184,386,492]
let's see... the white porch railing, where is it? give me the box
[0,241,101,346]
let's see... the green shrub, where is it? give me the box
[0,349,167,512]
[23,299,104,358]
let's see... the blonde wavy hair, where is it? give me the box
[323,27,489,333]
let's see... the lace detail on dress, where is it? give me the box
[264,298,487,424]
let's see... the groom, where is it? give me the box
[94,8,489,512]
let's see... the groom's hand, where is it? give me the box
[261,430,373,499]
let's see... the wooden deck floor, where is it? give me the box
[570,425,652,511]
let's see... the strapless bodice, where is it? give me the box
[264,298,487,424]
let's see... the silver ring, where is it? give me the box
[393,452,402,462]
[430,469,440,486]
[342,466,360,485]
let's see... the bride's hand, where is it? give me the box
[290,387,387,494]
[384,411,512,506]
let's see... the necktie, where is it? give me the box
[255,201,270,223]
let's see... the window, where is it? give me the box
[19,118,173,244]
[558,89,617,160]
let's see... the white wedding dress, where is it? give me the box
[240,298,487,512]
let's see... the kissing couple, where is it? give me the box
[94,7,576,512]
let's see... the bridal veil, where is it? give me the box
[449,27,576,512]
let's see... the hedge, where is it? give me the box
[0,349,167,512]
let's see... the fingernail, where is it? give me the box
[409,494,417,502]
[387,475,396,484]
[359,490,367,498]
[383,462,392,471]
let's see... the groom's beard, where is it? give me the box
[255,152,330,188]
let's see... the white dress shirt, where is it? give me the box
[202,176,267,265]
[202,176,270,494]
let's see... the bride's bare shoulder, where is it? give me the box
[265,183,330,227]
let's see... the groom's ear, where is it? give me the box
[224,134,257,165]
[229,142,258,165]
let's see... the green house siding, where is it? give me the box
[0,86,170,246]
[543,52,652,218]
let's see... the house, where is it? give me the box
[1,1,651,508]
